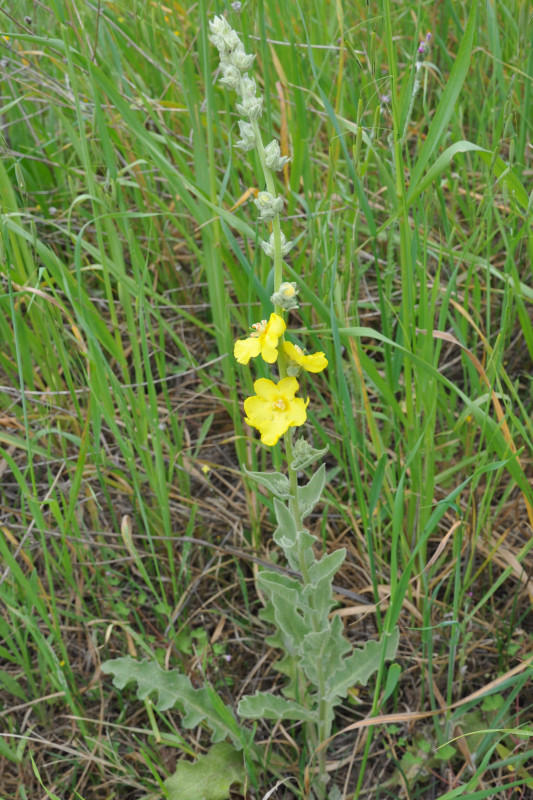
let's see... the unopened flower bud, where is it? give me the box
[290,437,329,471]
[236,120,256,151]
[239,75,256,98]
[231,43,255,72]
[208,15,240,52]
[219,64,241,90]
[264,139,291,171]
[417,32,432,62]
[271,281,299,310]
[254,191,284,221]
[261,231,293,258]
[236,94,263,120]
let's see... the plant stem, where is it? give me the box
[251,104,329,798]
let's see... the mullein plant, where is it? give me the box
[209,15,399,796]
[102,15,398,799]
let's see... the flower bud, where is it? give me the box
[219,64,241,90]
[290,437,329,471]
[239,75,256,98]
[235,120,256,151]
[254,191,284,221]
[264,139,291,172]
[236,94,263,119]
[261,231,293,258]
[271,281,299,311]
[231,43,255,72]
[209,15,240,53]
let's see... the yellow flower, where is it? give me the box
[283,340,328,373]
[234,313,286,365]
[244,377,308,446]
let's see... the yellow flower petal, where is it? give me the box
[243,395,271,425]
[286,396,309,426]
[300,351,328,372]
[260,339,279,363]
[267,313,286,337]
[234,337,261,364]
[253,378,279,401]
[260,416,290,446]
[277,376,299,400]
[283,341,328,373]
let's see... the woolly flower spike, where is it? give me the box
[234,313,286,365]
[284,341,328,374]
[244,377,308,446]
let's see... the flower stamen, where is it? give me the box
[250,321,267,337]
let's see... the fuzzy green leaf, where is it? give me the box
[100,657,241,747]
[257,570,303,603]
[258,574,308,648]
[238,692,317,722]
[297,463,326,519]
[273,497,315,572]
[324,627,400,702]
[308,549,346,585]
[299,616,352,687]
[164,743,245,800]
[242,466,291,498]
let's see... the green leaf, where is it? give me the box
[272,498,316,572]
[408,1,477,196]
[299,616,352,689]
[165,743,245,800]
[297,463,326,519]
[434,743,456,761]
[324,627,400,702]
[405,140,530,210]
[238,692,317,722]
[242,466,291,498]
[257,571,303,604]
[290,438,329,471]
[382,662,402,703]
[308,549,346,585]
[257,574,308,649]
[100,657,241,746]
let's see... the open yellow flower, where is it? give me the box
[234,313,286,365]
[244,377,308,446]
[283,340,328,373]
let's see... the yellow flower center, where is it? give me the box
[282,285,295,297]
[250,320,267,337]
[272,398,286,411]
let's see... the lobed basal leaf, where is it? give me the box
[238,692,318,723]
[165,742,245,800]
[100,656,242,747]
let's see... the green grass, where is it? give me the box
[0,0,532,797]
